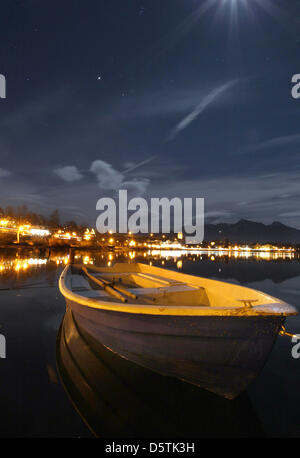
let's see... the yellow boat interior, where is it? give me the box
[59,262,298,317]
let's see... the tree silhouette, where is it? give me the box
[48,209,60,228]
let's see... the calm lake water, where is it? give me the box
[0,247,299,437]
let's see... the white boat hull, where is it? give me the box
[68,298,285,399]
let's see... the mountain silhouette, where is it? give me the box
[204,219,300,243]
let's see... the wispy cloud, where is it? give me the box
[122,79,238,174]
[122,156,156,174]
[205,210,233,223]
[235,133,300,155]
[279,210,300,218]
[0,87,73,130]
[147,170,300,227]
[114,86,221,120]
[166,79,238,142]
[0,168,12,178]
[54,165,83,182]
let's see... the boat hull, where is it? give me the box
[57,309,264,437]
[66,297,285,399]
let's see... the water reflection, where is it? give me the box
[0,247,299,437]
[57,309,264,438]
[0,247,299,287]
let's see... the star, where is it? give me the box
[97,76,102,81]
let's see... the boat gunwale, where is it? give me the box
[59,264,298,317]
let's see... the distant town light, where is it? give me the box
[177,260,183,269]
[29,228,50,237]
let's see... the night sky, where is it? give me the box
[0,0,300,227]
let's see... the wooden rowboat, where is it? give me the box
[59,262,298,399]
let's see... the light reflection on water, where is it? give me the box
[0,247,298,281]
[0,247,299,437]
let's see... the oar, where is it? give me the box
[82,266,128,303]
[83,266,138,300]
[110,283,138,300]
